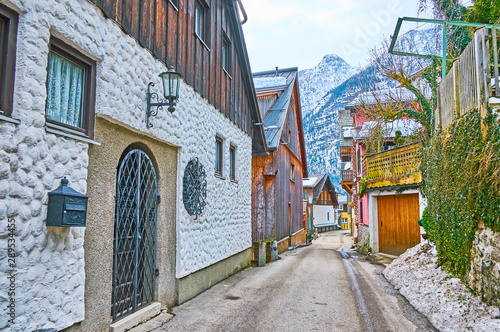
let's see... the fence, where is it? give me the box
[437,27,500,128]
[363,142,422,189]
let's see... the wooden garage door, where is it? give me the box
[378,194,420,256]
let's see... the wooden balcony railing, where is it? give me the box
[340,146,351,154]
[363,142,422,189]
[341,170,354,183]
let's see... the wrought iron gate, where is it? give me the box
[112,149,158,321]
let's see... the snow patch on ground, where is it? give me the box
[383,241,500,332]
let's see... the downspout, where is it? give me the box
[236,0,248,25]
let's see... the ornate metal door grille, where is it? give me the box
[112,149,157,322]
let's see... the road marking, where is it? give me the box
[338,244,375,332]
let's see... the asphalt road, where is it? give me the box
[150,230,437,332]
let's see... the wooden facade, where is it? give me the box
[251,68,308,250]
[89,0,266,151]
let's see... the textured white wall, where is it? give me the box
[0,0,252,330]
[312,205,337,226]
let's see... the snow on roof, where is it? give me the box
[303,176,319,188]
[490,97,500,104]
[253,77,287,90]
[342,126,353,138]
[337,195,348,204]
[354,119,421,139]
[346,87,417,109]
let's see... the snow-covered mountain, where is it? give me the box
[300,64,393,189]
[299,29,437,191]
[299,54,356,118]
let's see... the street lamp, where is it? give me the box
[146,66,182,127]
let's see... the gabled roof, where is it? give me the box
[253,67,298,150]
[303,175,322,189]
[303,174,338,206]
[252,67,308,177]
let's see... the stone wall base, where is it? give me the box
[468,227,500,306]
[356,224,371,255]
[177,248,251,304]
[290,229,306,247]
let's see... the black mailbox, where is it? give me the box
[46,177,88,227]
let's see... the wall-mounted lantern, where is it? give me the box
[46,177,88,227]
[146,65,182,127]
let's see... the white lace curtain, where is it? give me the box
[46,51,85,128]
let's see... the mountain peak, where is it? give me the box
[322,54,342,62]
[298,54,356,118]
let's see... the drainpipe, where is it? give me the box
[236,0,248,25]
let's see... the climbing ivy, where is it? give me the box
[420,109,500,279]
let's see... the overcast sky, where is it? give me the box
[241,0,432,72]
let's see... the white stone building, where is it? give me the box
[0,0,266,330]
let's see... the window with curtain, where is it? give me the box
[46,52,85,128]
[45,38,96,137]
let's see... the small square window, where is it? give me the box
[0,4,18,118]
[229,145,236,180]
[215,136,223,176]
[45,38,96,137]
[222,33,231,74]
[195,1,210,44]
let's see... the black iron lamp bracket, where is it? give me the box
[146,82,177,128]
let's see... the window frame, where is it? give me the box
[0,4,18,118]
[169,0,179,10]
[195,0,210,47]
[290,164,295,182]
[229,144,236,181]
[45,37,96,138]
[215,135,223,177]
[222,31,231,75]
[360,200,363,224]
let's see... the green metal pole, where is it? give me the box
[442,22,447,79]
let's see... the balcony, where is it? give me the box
[362,142,421,189]
[341,169,354,195]
[341,169,354,183]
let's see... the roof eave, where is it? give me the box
[227,1,268,153]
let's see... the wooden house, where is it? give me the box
[0,0,267,331]
[345,89,425,256]
[303,174,339,233]
[251,67,308,255]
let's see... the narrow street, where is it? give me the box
[145,231,436,332]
